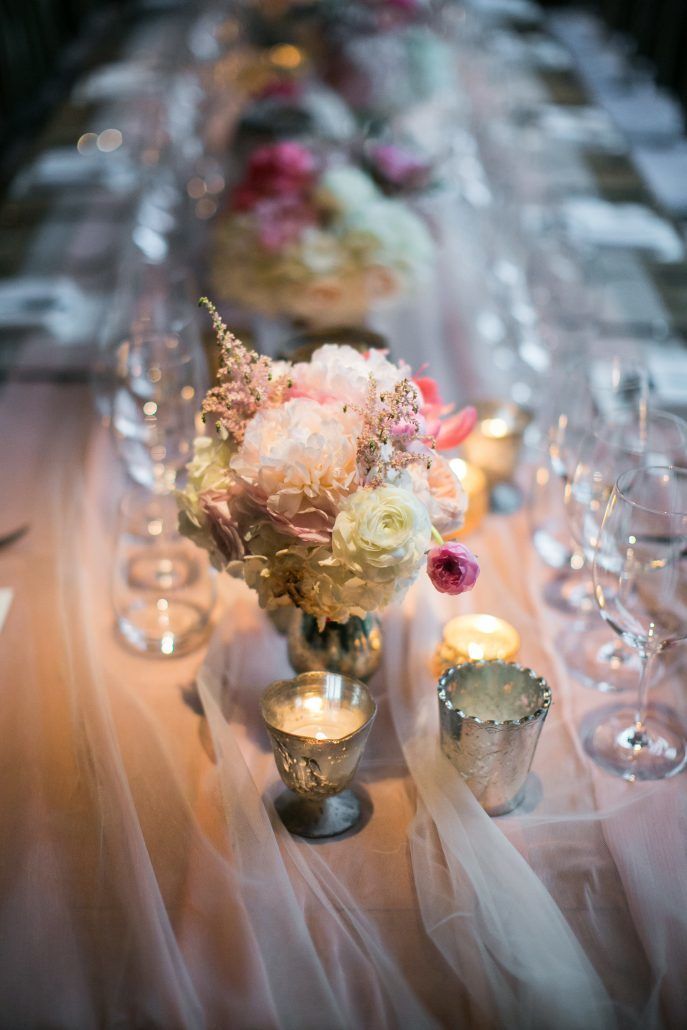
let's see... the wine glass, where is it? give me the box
[563,408,687,692]
[586,466,687,780]
[535,352,650,614]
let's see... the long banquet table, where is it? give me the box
[2,3,687,1028]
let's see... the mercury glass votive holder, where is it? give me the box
[261,671,377,838]
[438,661,551,815]
[462,400,533,483]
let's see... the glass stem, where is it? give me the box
[629,650,657,749]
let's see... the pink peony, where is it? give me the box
[232,142,317,213]
[427,541,479,596]
[200,493,245,563]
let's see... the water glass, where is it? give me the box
[111,330,206,491]
[112,485,215,656]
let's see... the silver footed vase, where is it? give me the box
[287,610,383,682]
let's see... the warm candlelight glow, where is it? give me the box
[480,416,511,439]
[432,614,521,675]
[462,402,532,483]
[448,458,488,536]
[280,702,366,741]
[445,614,521,661]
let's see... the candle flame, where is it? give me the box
[481,417,510,439]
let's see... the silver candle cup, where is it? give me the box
[438,661,551,815]
[261,671,377,838]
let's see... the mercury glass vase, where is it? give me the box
[287,610,383,682]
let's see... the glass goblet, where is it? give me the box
[261,671,376,839]
[586,466,687,780]
[538,352,650,614]
[564,409,687,692]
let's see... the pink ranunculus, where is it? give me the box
[427,541,479,596]
[201,493,245,563]
[369,143,432,191]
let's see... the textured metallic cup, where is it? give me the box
[288,611,383,682]
[261,671,377,838]
[438,661,552,816]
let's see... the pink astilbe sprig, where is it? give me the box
[355,374,429,487]
[199,297,288,444]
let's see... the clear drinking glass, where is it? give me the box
[563,409,687,691]
[536,353,650,613]
[112,485,215,656]
[586,466,687,780]
[111,330,206,492]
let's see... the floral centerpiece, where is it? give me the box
[179,299,479,674]
[213,141,434,327]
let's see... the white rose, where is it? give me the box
[332,484,432,585]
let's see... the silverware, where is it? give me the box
[0,524,29,549]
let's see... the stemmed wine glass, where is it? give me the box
[563,409,687,692]
[534,352,650,614]
[586,466,687,780]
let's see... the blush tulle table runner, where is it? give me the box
[1,403,685,1028]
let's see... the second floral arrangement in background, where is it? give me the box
[179,300,479,627]
[213,141,435,327]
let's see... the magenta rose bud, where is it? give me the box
[427,541,479,595]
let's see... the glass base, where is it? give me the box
[582,703,687,781]
[543,569,595,615]
[117,598,210,656]
[274,789,361,838]
[558,623,638,693]
[532,525,573,570]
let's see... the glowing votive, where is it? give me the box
[444,614,521,662]
[462,401,532,483]
[432,614,521,676]
[280,703,366,741]
[448,458,488,537]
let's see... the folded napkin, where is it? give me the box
[562,199,685,262]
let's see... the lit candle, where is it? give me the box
[432,614,521,676]
[462,401,532,483]
[279,694,366,740]
[448,458,488,537]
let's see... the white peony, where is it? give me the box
[332,484,432,585]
